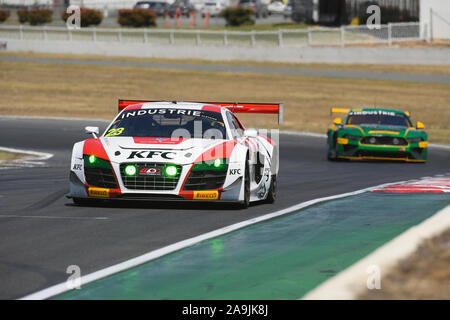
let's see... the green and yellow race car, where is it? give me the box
[327,108,428,162]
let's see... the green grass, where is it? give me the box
[0,150,28,161]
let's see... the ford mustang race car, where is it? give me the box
[327,108,428,162]
[68,100,282,208]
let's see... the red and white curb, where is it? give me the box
[372,177,450,193]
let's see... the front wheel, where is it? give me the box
[327,133,338,161]
[264,175,277,204]
[238,161,250,209]
[327,148,337,161]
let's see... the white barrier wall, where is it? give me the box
[420,0,450,39]
[3,39,450,65]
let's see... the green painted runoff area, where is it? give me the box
[55,193,449,300]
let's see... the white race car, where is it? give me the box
[68,100,283,208]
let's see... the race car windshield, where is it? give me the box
[105,108,228,139]
[347,112,411,127]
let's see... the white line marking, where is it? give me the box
[20,178,417,300]
[0,215,108,220]
[0,146,53,168]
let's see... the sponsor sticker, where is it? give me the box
[88,187,110,198]
[139,168,161,176]
[127,150,176,160]
[193,191,219,200]
[229,169,241,175]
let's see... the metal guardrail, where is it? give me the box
[0,22,422,47]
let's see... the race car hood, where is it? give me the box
[344,125,414,137]
[99,137,234,165]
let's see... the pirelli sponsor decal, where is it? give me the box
[193,190,219,200]
[88,187,110,198]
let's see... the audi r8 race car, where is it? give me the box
[68,100,282,208]
[327,108,428,162]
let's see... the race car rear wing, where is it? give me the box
[330,108,351,115]
[118,99,284,124]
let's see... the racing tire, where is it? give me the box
[327,149,337,161]
[327,133,338,161]
[238,160,251,209]
[264,174,277,204]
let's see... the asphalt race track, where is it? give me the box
[0,117,449,299]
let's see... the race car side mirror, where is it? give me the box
[333,118,342,125]
[416,121,425,130]
[85,126,99,138]
[244,128,258,138]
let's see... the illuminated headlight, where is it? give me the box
[191,159,228,172]
[88,155,96,164]
[343,135,361,141]
[124,164,137,176]
[213,158,223,168]
[164,165,178,177]
[83,155,112,170]
[408,137,423,143]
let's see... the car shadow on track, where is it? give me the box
[64,200,255,211]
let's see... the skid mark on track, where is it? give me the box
[23,189,69,211]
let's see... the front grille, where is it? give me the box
[361,136,408,146]
[118,194,183,200]
[356,150,409,159]
[120,163,181,191]
[84,167,118,189]
[183,165,228,191]
[410,148,424,158]
[343,144,358,155]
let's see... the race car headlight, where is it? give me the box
[164,165,178,177]
[408,137,423,143]
[343,134,361,141]
[83,155,112,169]
[192,159,228,172]
[213,158,223,168]
[124,164,137,176]
[88,155,96,164]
